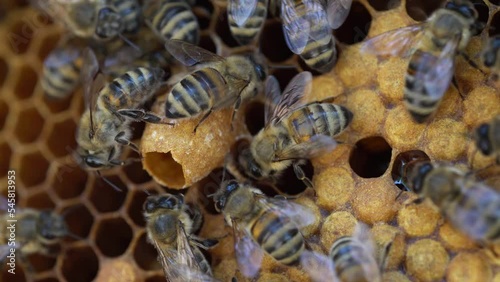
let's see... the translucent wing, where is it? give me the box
[44,46,82,68]
[268,71,312,125]
[0,245,11,261]
[360,25,424,57]
[102,46,143,73]
[232,220,264,278]
[263,196,316,228]
[326,0,352,29]
[274,134,337,161]
[350,222,381,279]
[229,0,259,27]
[81,47,106,138]
[419,39,458,100]
[351,222,374,256]
[165,39,225,67]
[300,250,338,282]
[264,75,281,124]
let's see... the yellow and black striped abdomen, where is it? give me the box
[300,36,337,74]
[41,53,83,99]
[330,237,377,282]
[404,49,447,123]
[192,246,213,275]
[165,68,227,119]
[228,0,268,45]
[101,67,165,111]
[114,0,141,34]
[148,0,199,45]
[250,208,304,265]
[285,103,353,143]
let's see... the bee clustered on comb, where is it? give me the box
[0,0,499,282]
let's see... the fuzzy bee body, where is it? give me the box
[228,0,268,45]
[474,115,500,161]
[299,36,337,73]
[330,236,380,282]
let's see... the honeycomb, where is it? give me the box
[0,0,499,281]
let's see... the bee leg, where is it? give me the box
[185,204,203,234]
[114,131,141,154]
[117,109,174,125]
[293,163,314,189]
[193,109,214,133]
[190,236,219,249]
[230,96,243,131]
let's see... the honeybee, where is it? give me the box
[481,35,500,83]
[325,0,352,29]
[361,0,482,123]
[143,0,200,45]
[281,0,337,73]
[41,38,85,100]
[237,71,352,188]
[213,180,314,278]
[301,223,384,282]
[143,194,217,281]
[400,159,500,243]
[0,199,70,263]
[228,0,268,45]
[474,115,500,164]
[75,48,169,172]
[164,39,267,132]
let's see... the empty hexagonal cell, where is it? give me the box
[199,35,217,54]
[0,57,7,88]
[46,118,77,157]
[26,191,55,209]
[0,142,12,178]
[14,107,45,143]
[1,264,25,282]
[52,164,87,200]
[490,11,500,37]
[0,99,9,131]
[6,20,33,54]
[334,1,371,45]
[37,32,61,62]
[63,204,94,239]
[95,217,133,257]
[61,246,98,282]
[123,155,152,184]
[19,151,50,187]
[34,278,59,282]
[127,190,150,227]
[145,275,167,282]
[261,19,294,63]
[244,101,265,135]
[193,1,213,30]
[133,232,161,271]
[215,10,240,47]
[368,0,400,11]
[472,1,488,35]
[89,175,127,212]
[13,64,38,100]
[349,136,392,178]
[28,253,57,273]
[43,93,74,113]
[405,0,446,21]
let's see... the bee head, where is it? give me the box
[238,148,264,179]
[213,180,240,213]
[474,123,492,155]
[248,55,267,81]
[408,162,434,195]
[37,211,68,241]
[95,7,122,39]
[445,0,478,20]
[482,37,500,68]
[144,194,184,214]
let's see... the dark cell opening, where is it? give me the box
[1,264,25,282]
[43,94,73,113]
[0,142,11,178]
[7,21,33,54]
[63,204,94,239]
[89,175,127,212]
[14,65,37,99]
[0,57,7,88]
[244,101,265,135]
[95,217,133,257]
[368,0,400,11]
[146,276,168,282]
[272,68,300,91]
[133,232,162,271]
[334,1,372,45]
[52,164,87,200]
[14,107,44,143]
[490,0,500,5]
[196,167,225,214]
[130,121,146,141]
[490,12,500,37]
[193,0,213,31]
[215,10,240,47]
[391,150,430,191]
[27,253,57,273]
[26,191,55,209]
[61,246,98,282]
[349,136,392,178]
[405,0,446,21]
[199,35,217,54]
[261,19,295,62]
[472,0,489,35]
[274,161,314,196]
[124,151,152,184]
[34,278,59,282]
[127,190,150,227]
[19,152,50,187]
[47,119,77,157]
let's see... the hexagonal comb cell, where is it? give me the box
[0,142,11,178]
[61,246,98,282]
[244,101,265,135]
[123,155,152,184]
[52,164,87,200]
[89,175,127,213]
[1,266,25,282]
[261,19,294,63]
[26,190,55,209]
[36,32,61,62]
[95,217,133,257]
[127,190,149,227]
[14,64,37,99]
[6,20,33,54]
[133,232,161,271]
[63,204,94,239]
[145,275,166,282]
[42,93,74,113]
[28,253,57,273]
[215,10,240,47]
[405,0,447,21]
[349,136,392,178]
[0,99,8,131]
[334,1,372,45]
[0,57,7,88]
[490,11,500,37]
[368,0,400,11]
[19,151,50,187]
[14,106,45,143]
[46,118,77,157]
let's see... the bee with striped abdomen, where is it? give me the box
[144,193,217,282]
[281,0,337,73]
[237,71,352,188]
[143,0,200,45]
[164,39,267,132]
[76,48,169,173]
[361,0,482,123]
[213,180,314,278]
[228,0,268,45]
[399,159,500,244]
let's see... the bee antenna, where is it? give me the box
[206,193,217,199]
[96,171,123,192]
[394,190,404,201]
[118,33,142,54]
[66,231,85,241]
[142,188,151,196]
[268,64,297,70]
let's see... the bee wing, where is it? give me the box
[175,224,207,277]
[102,46,143,73]
[44,46,82,68]
[263,197,316,228]
[360,25,424,57]
[281,0,330,54]
[232,220,264,278]
[81,48,106,137]
[418,39,457,100]
[264,75,281,124]
[229,0,259,27]
[268,71,312,125]
[165,39,225,67]
[274,134,337,161]
[326,0,352,29]
[351,222,375,255]
[300,250,339,282]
